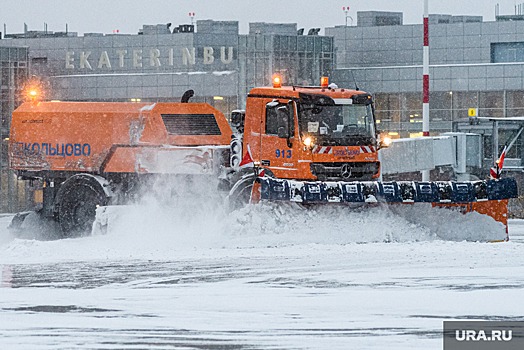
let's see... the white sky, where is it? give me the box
[0,0,521,36]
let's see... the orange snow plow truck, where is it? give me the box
[9,80,518,239]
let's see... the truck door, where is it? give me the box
[259,100,298,178]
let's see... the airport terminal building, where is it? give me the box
[3,12,524,138]
[0,20,334,115]
[327,11,524,141]
[3,11,524,209]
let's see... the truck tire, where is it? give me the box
[56,174,110,238]
[227,174,256,212]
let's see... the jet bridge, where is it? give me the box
[380,133,482,180]
[455,117,524,171]
[381,117,524,178]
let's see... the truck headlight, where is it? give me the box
[381,136,392,148]
[303,136,313,148]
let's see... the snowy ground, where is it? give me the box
[0,201,523,349]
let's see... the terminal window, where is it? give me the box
[491,42,524,63]
[374,16,402,26]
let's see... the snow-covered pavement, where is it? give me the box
[0,206,523,349]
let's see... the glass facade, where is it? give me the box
[491,42,524,63]
[237,34,334,106]
[374,90,524,136]
[0,23,334,118]
[0,46,29,212]
[272,35,333,86]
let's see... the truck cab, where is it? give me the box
[242,80,382,181]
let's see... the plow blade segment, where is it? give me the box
[487,177,519,200]
[259,177,518,204]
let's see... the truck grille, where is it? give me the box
[310,162,379,181]
[161,114,221,135]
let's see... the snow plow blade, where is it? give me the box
[259,177,517,204]
[258,177,518,238]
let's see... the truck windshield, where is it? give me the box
[298,103,376,146]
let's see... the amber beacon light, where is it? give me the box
[320,76,329,88]
[24,86,41,102]
[272,74,282,88]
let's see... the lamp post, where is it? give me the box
[422,0,430,181]
[449,91,453,129]
[342,6,353,67]
[342,6,353,26]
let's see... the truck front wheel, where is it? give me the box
[56,175,110,238]
[227,174,256,212]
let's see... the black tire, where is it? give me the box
[57,175,109,238]
[227,174,256,212]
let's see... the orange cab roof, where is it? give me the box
[248,86,368,100]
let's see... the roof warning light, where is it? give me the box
[320,76,329,88]
[272,74,282,88]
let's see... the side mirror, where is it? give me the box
[230,110,245,133]
[286,101,295,148]
[276,106,290,139]
[277,126,288,138]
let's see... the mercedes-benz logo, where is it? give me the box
[340,163,351,179]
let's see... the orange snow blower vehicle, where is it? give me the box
[9,93,232,237]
